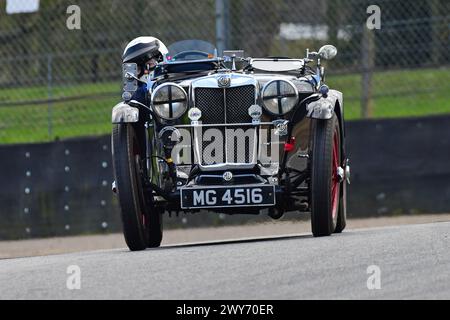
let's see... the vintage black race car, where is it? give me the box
[112,39,350,251]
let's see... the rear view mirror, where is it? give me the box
[318,45,337,60]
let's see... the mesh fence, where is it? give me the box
[0,0,448,144]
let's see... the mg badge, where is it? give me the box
[223,171,233,181]
[217,75,231,88]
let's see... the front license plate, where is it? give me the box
[180,185,276,209]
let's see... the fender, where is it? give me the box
[306,89,343,120]
[306,89,347,166]
[111,102,139,124]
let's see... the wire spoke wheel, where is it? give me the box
[112,124,162,251]
[310,114,341,237]
[331,127,340,220]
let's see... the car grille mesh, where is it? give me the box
[194,88,225,124]
[194,85,256,165]
[225,86,254,124]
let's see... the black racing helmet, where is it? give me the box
[122,36,168,65]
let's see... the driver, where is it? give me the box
[122,36,168,105]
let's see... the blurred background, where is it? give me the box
[0,0,449,240]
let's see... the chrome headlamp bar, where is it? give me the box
[173,120,288,129]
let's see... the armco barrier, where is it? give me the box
[1,115,449,239]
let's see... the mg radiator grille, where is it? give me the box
[194,85,255,124]
[194,85,256,165]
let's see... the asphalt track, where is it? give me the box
[0,221,449,299]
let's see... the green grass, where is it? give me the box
[327,68,450,119]
[0,68,449,144]
[0,82,119,144]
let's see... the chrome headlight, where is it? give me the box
[261,79,299,115]
[151,83,188,120]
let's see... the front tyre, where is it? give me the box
[112,123,162,251]
[334,178,347,233]
[310,114,341,237]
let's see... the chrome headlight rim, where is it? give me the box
[261,79,299,115]
[150,82,188,120]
